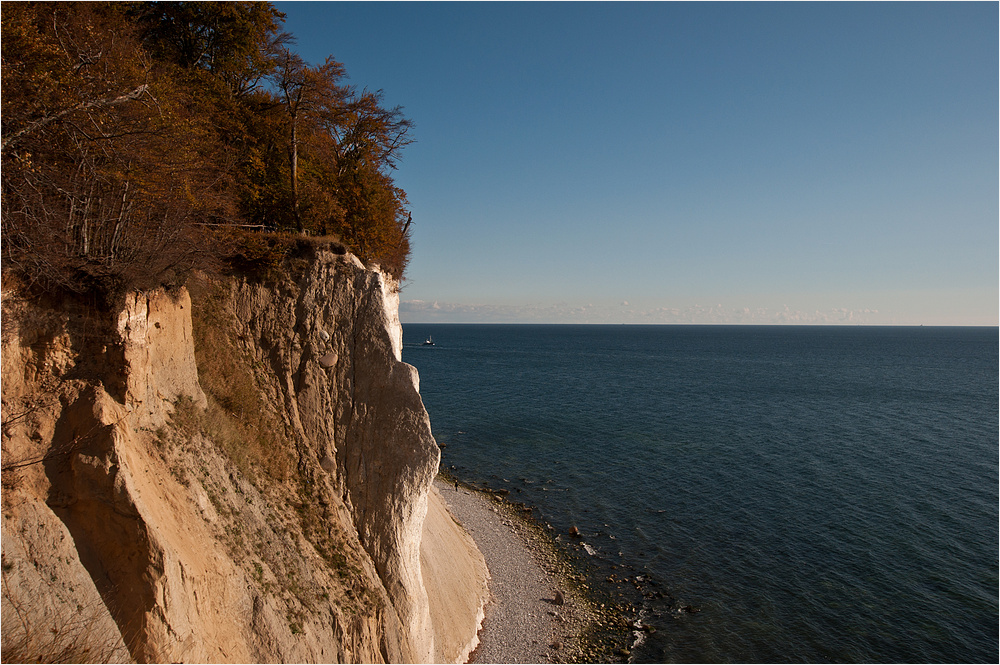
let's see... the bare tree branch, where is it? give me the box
[1,85,150,154]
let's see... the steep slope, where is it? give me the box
[1,249,488,663]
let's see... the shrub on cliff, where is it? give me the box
[212,226,348,283]
[0,2,228,300]
[1,587,131,664]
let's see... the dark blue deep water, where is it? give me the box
[402,325,998,663]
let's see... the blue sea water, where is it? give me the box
[402,325,998,663]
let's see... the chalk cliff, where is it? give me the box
[1,248,488,663]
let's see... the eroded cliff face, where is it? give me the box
[1,250,487,663]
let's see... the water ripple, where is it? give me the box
[407,325,998,663]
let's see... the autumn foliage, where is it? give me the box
[1,1,414,298]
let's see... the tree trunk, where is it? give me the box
[290,114,301,232]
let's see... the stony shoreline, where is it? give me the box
[434,475,637,663]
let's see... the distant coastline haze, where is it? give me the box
[278,1,999,326]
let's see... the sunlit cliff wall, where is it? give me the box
[1,249,487,663]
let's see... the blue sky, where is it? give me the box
[276,1,998,325]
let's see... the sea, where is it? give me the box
[401,324,998,664]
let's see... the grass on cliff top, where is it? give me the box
[1,220,351,307]
[214,227,347,283]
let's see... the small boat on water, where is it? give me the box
[423,336,435,346]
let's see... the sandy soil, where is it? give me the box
[432,478,593,664]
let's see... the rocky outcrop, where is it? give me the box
[1,251,488,663]
[116,289,207,427]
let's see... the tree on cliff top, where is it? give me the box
[272,49,348,232]
[130,0,287,97]
[1,1,416,294]
[1,2,225,298]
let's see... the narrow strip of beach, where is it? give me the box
[432,478,599,663]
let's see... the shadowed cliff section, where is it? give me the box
[1,250,487,663]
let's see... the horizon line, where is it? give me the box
[400,321,999,328]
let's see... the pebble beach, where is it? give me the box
[434,478,632,664]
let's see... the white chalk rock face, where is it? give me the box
[2,288,247,663]
[117,288,208,428]
[1,251,486,663]
[226,253,443,662]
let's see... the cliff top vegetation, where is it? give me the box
[1,1,414,299]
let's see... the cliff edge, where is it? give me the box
[0,249,488,663]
